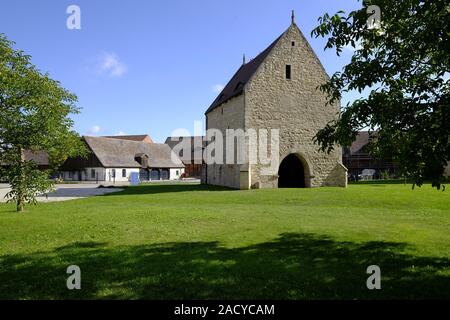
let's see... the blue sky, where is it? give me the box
[0,0,362,142]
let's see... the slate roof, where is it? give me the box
[205,33,285,114]
[84,136,184,168]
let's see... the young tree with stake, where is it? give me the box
[0,34,86,211]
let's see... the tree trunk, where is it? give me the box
[17,195,24,212]
[16,147,25,213]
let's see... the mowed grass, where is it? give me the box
[0,182,449,299]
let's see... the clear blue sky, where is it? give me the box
[0,0,362,142]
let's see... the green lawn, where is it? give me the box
[0,183,449,299]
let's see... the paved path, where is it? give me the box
[0,184,123,203]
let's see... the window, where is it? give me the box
[291,41,295,47]
[111,169,116,178]
[91,169,95,179]
[176,170,179,176]
[122,169,127,178]
[68,172,73,179]
[286,65,292,79]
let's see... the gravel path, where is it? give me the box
[0,184,123,203]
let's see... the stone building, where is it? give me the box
[202,14,347,189]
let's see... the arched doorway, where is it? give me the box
[278,154,306,188]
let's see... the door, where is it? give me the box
[150,169,160,181]
[161,169,170,180]
[139,168,149,182]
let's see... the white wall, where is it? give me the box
[104,168,140,182]
[61,167,105,182]
[61,167,184,182]
[61,167,139,182]
[170,168,184,180]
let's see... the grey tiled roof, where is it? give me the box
[103,135,154,143]
[23,150,50,165]
[1,150,50,166]
[84,136,184,168]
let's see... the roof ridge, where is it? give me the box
[205,29,286,114]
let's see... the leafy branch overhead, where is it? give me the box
[311,0,450,189]
[0,33,86,211]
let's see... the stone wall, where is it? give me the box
[203,23,347,189]
[244,23,346,188]
[204,94,245,189]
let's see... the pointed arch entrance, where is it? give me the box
[278,153,311,188]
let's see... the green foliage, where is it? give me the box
[311,0,450,189]
[4,161,54,206]
[0,33,86,211]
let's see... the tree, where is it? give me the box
[312,0,449,189]
[0,34,86,211]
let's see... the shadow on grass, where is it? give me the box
[350,179,449,187]
[349,179,410,186]
[102,183,234,196]
[0,233,449,299]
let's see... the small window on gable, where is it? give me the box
[286,65,292,80]
[291,41,295,47]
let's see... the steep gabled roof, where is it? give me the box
[205,33,285,114]
[83,136,184,168]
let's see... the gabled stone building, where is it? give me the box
[203,14,347,189]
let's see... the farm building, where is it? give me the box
[59,136,184,182]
